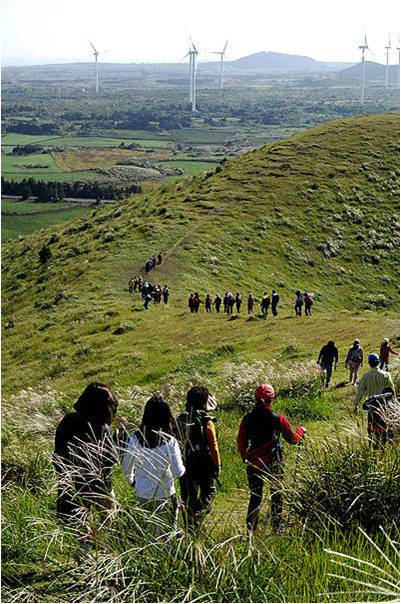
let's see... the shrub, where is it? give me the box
[287,427,400,532]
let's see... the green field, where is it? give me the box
[1,198,80,213]
[1,206,92,240]
[2,115,399,603]
[2,134,171,149]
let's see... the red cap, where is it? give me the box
[255,383,276,402]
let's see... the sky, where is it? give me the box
[1,0,400,66]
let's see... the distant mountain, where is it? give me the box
[227,51,353,72]
[339,61,399,81]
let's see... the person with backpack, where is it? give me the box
[144,292,152,309]
[177,386,221,530]
[163,285,169,304]
[193,292,201,313]
[345,339,364,385]
[379,338,399,371]
[271,291,280,316]
[304,292,314,316]
[260,292,270,318]
[157,252,163,265]
[188,293,195,313]
[214,294,222,313]
[123,395,185,540]
[294,291,304,317]
[205,294,212,313]
[237,384,306,533]
[53,383,120,549]
[247,294,254,315]
[226,292,235,315]
[362,387,395,449]
[128,277,135,293]
[235,292,242,313]
[317,340,338,387]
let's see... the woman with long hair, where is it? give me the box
[123,395,185,540]
[53,382,120,548]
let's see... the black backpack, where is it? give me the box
[177,411,216,476]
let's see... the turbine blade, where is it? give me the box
[223,40,229,53]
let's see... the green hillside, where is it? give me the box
[2,113,399,397]
[2,114,400,603]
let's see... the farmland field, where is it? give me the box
[1,205,91,240]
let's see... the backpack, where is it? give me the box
[177,410,216,476]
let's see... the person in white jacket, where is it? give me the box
[123,395,185,540]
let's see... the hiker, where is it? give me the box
[223,293,229,313]
[163,286,169,304]
[53,383,119,549]
[144,293,152,309]
[133,276,139,292]
[354,354,395,446]
[237,384,306,533]
[247,294,254,315]
[317,340,338,387]
[145,259,152,274]
[188,293,195,313]
[345,340,364,385]
[158,252,163,265]
[235,292,242,313]
[271,291,279,316]
[123,395,185,540]
[214,294,222,313]
[362,387,395,448]
[205,294,212,313]
[294,291,304,317]
[226,292,234,315]
[177,386,221,529]
[138,278,143,294]
[193,292,201,313]
[304,292,314,316]
[379,338,399,371]
[128,277,135,293]
[260,292,270,318]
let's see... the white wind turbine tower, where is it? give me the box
[358,33,369,103]
[185,37,199,112]
[385,35,391,87]
[212,40,229,90]
[90,41,100,93]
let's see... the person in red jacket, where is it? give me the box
[237,383,306,533]
[379,338,399,371]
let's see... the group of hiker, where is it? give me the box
[53,337,398,550]
[128,275,170,308]
[188,291,281,317]
[294,291,314,316]
[145,252,163,274]
[317,337,398,388]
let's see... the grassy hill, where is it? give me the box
[2,113,399,397]
[2,113,400,603]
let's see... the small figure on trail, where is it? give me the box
[133,276,139,292]
[294,291,304,317]
[163,285,169,304]
[304,291,314,316]
[317,340,338,388]
[188,293,195,313]
[158,252,163,265]
[53,383,119,549]
[193,292,201,313]
[177,386,221,530]
[123,395,185,540]
[138,278,143,294]
[151,255,157,268]
[379,338,399,371]
[235,292,242,313]
[128,277,135,293]
[247,294,254,315]
[154,286,162,304]
[227,293,235,315]
[271,290,279,316]
[214,294,222,313]
[354,353,395,414]
[223,293,229,314]
[260,292,270,319]
[145,259,153,274]
[205,294,212,313]
[144,293,152,309]
[142,281,149,298]
[345,339,364,386]
[237,383,306,533]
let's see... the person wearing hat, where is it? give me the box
[354,353,395,414]
[379,338,399,371]
[237,384,306,533]
[345,339,364,386]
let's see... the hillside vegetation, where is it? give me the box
[2,113,400,603]
[2,113,399,397]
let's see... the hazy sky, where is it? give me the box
[2,0,400,65]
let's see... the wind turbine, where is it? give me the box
[90,41,100,93]
[211,40,229,90]
[385,35,391,86]
[358,33,369,103]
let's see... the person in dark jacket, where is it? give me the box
[177,386,221,530]
[237,384,306,533]
[271,291,280,316]
[317,340,338,387]
[214,294,222,313]
[247,294,254,315]
[53,382,119,540]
